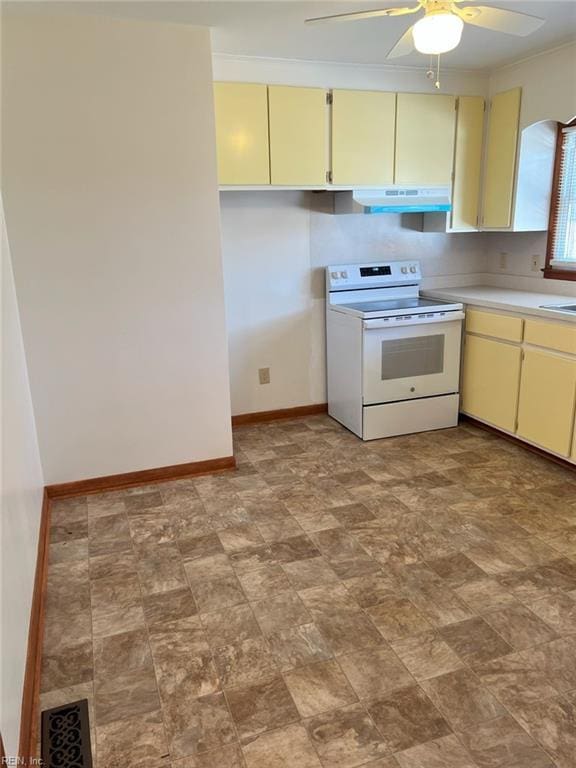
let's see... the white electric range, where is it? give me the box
[326,261,464,440]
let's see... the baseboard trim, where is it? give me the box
[232,403,328,427]
[19,490,51,766]
[46,455,236,499]
[461,415,576,471]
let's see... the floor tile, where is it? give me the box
[40,640,93,693]
[88,513,131,556]
[528,593,576,635]
[226,676,299,744]
[164,691,237,759]
[312,527,380,579]
[124,490,164,512]
[391,631,463,681]
[267,622,333,671]
[367,597,432,641]
[218,525,266,553]
[184,554,234,584]
[238,564,292,600]
[498,559,576,602]
[179,533,224,561]
[282,557,340,590]
[464,541,525,575]
[143,586,197,628]
[94,629,159,725]
[520,636,576,692]
[190,744,246,767]
[395,733,476,768]
[440,617,512,664]
[283,659,357,718]
[241,723,322,768]
[214,636,278,689]
[251,590,310,634]
[338,646,413,699]
[421,668,505,730]
[135,543,188,595]
[512,695,576,768]
[342,571,398,608]
[201,604,261,648]
[427,552,487,589]
[193,575,247,614]
[483,603,557,651]
[454,577,518,613]
[331,502,376,527]
[96,710,168,768]
[305,702,388,768]
[269,534,321,564]
[473,651,559,708]
[367,685,451,753]
[459,713,554,768]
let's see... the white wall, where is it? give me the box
[0,196,44,757]
[2,12,233,484]
[489,42,576,129]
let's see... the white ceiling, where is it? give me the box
[22,1,576,70]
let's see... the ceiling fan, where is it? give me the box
[305,1,546,59]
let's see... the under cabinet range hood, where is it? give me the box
[333,187,452,215]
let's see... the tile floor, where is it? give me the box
[40,415,576,768]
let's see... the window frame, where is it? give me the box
[544,119,576,282]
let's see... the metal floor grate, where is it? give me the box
[41,699,93,768]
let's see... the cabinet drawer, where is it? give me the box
[465,309,523,342]
[524,318,576,356]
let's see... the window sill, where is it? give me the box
[543,267,576,281]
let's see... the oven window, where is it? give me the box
[381,335,445,380]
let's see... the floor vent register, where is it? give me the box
[41,699,93,768]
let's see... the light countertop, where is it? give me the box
[422,285,576,323]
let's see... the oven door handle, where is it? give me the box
[363,311,465,330]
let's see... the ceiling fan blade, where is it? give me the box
[387,25,416,58]
[455,5,545,36]
[306,5,421,24]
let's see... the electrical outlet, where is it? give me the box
[531,255,541,272]
[258,367,270,385]
[499,252,508,270]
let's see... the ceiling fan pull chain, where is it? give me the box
[435,53,441,89]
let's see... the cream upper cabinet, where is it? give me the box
[451,96,485,231]
[395,93,456,186]
[331,90,396,187]
[517,348,576,456]
[268,85,326,186]
[481,87,521,229]
[214,82,270,185]
[461,334,522,432]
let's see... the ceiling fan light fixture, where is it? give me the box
[412,11,464,54]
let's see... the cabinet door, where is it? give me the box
[332,90,396,186]
[451,96,484,231]
[214,83,270,185]
[395,93,456,185]
[482,87,521,228]
[517,349,576,456]
[268,86,326,186]
[461,335,521,431]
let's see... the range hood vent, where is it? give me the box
[333,186,452,214]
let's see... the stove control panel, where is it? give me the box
[326,261,421,292]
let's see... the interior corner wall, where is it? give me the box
[0,195,44,758]
[2,12,233,484]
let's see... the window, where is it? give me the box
[545,122,576,279]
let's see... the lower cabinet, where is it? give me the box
[461,334,522,432]
[517,349,576,456]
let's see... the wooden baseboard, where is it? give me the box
[45,455,236,499]
[232,403,328,427]
[19,490,51,766]
[461,415,576,472]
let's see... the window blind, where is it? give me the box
[550,126,576,269]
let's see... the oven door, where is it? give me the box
[362,312,464,405]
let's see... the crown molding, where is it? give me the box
[212,51,486,76]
